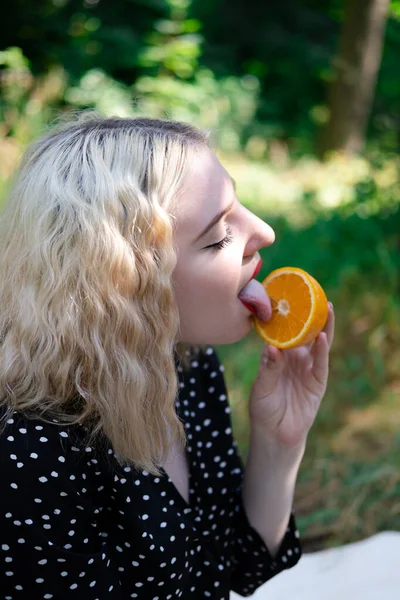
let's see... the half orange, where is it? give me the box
[253,267,328,349]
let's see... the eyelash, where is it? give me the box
[206,227,234,252]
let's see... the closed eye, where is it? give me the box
[204,227,234,252]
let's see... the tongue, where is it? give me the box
[238,279,272,322]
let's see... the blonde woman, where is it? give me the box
[0,116,334,599]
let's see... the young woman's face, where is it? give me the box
[172,148,275,345]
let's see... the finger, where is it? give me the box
[260,343,282,369]
[311,332,329,387]
[286,340,314,356]
[323,302,335,350]
[252,344,284,399]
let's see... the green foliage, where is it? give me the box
[1,1,399,153]
[138,0,203,79]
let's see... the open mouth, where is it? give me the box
[240,300,257,315]
[238,259,272,322]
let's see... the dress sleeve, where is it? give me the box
[229,473,302,596]
[1,413,122,599]
[197,346,302,597]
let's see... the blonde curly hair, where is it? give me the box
[0,114,210,474]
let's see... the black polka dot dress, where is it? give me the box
[1,346,301,599]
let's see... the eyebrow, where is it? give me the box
[193,177,236,243]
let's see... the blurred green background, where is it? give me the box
[1,0,399,551]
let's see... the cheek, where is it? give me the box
[173,269,217,312]
[172,256,251,344]
[174,254,238,305]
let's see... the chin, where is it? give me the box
[227,323,253,344]
[207,318,253,345]
[178,313,253,345]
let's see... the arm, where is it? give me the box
[243,431,305,557]
[227,433,302,597]
[193,347,302,597]
[243,302,335,558]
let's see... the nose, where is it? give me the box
[243,208,275,257]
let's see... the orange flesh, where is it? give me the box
[267,274,312,340]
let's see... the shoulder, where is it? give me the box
[0,410,116,505]
[176,346,231,429]
[178,345,227,394]
[184,345,225,375]
[0,410,122,563]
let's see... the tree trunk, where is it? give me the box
[319,0,390,157]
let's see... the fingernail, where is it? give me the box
[328,301,333,309]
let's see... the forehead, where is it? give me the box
[173,148,233,230]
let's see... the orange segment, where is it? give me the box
[253,267,328,349]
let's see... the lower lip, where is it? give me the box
[240,300,256,315]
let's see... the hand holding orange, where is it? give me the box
[253,267,329,349]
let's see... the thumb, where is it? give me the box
[252,344,284,399]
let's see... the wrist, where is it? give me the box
[249,424,307,464]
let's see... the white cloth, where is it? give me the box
[231,532,400,600]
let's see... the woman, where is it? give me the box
[0,115,334,599]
